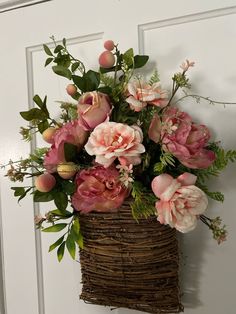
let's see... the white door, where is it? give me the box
[1,1,236,314]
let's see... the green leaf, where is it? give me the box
[54,54,71,68]
[68,105,79,118]
[45,57,53,67]
[153,162,165,174]
[100,73,114,87]
[72,71,100,92]
[54,45,64,53]
[18,187,32,203]
[57,241,65,262]
[64,142,78,162]
[149,69,160,85]
[76,233,84,249]
[33,95,44,108]
[11,187,25,197]
[61,180,76,195]
[66,234,76,259]
[43,44,53,56]
[195,144,236,183]
[42,223,67,232]
[34,190,55,202]
[197,183,225,203]
[71,62,81,73]
[33,95,49,116]
[99,65,117,74]
[207,191,224,202]
[54,192,68,211]
[131,181,156,220]
[20,108,47,121]
[97,86,112,95]
[49,235,65,252]
[84,70,100,91]
[72,75,85,91]
[160,152,175,167]
[123,48,134,67]
[62,38,66,47]
[52,65,71,79]
[32,95,49,118]
[71,217,80,236]
[134,55,149,68]
[38,120,49,133]
[50,209,73,218]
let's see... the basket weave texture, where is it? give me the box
[79,199,183,314]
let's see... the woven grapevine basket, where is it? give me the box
[79,199,183,313]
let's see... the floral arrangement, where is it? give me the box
[3,37,236,261]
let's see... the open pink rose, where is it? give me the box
[77,91,111,130]
[44,120,88,172]
[126,80,168,112]
[72,165,129,213]
[85,122,145,167]
[151,173,208,233]
[161,107,215,168]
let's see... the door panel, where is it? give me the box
[1,1,236,314]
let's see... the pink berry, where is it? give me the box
[104,40,115,51]
[35,173,56,193]
[66,84,77,96]
[98,51,115,68]
[42,127,57,144]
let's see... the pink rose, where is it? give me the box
[85,122,145,167]
[126,79,168,112]
[151,173,208,233]
[44,120,88,172]
[72,165,129,213]
[161,107,215,168]
[77,91,111,130]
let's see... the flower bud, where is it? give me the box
[57,162,77,179]
[42,127,57,144]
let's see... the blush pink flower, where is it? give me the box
[85,122,145,167]
[161,107,215,168]
[180,59,195,72]
[77,91,111,130]
[125,79,168,112]
[148,113,161,143]
[44,120,88,172]
[151,173,208,233]
[72,165,129,213]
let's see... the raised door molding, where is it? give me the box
[0,0,51,13]
[138,5,236,54]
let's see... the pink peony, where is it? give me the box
[125,79,168,112]
[84,122,145,167]
[72,165,129,213]
[44,120,88,172]
[77,91,111,130]
[151,173,208,233]
[161,107,215,168]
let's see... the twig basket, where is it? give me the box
[79,199,183,313]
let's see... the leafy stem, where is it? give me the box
[176,93,236,106]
